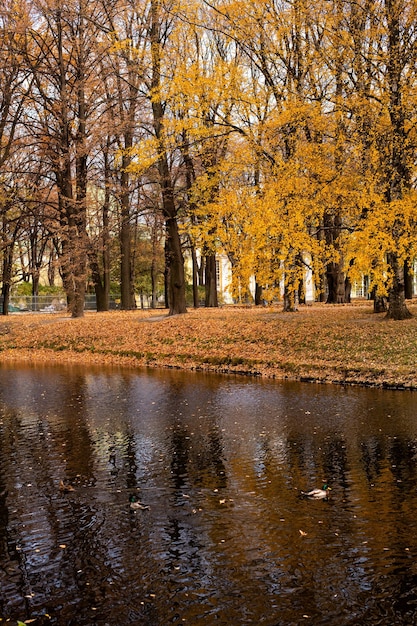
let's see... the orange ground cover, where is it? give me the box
[1,302,417,389]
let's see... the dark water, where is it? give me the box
[1,364,417,625]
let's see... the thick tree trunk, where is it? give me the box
[165,217,187,315]
[386,252,412,320]
[89,251,108,312]
[373,295,388,313]
[255,282,263,306]
[205,254,218,307]
[283,284,298,312]
[95,283,108,312]
[58,238,74,313]
[326,261,346,304]
[1,283,10,316]
[72,270,86,318]
[344,276,352,303]
[1,245,13,316]
[324,212,347,304]
[164,238,170,309]
[32,271,40,297]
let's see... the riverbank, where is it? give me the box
[1,302,417,389]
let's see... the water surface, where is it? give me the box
[1,363,417,625]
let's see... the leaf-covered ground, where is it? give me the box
[1,302,417,389]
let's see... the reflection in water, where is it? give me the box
[0,363,417,624]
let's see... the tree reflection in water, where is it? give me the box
[0,363,417,624]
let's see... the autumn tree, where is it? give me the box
[86,142,114,311]
[121,0,188,314]
[171,5,247,307]
[340,0,417,319]
[147,0,187,314]
[381,0,416,319]
[99,0,152,310]
[23,0,109,317]
[191,0,333,309]
[0,1,33,314]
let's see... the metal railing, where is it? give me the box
[0,294,165,313]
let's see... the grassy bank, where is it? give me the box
[1,302,417,389]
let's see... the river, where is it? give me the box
[0,363,417,625]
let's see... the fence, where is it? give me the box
[0,294,164,313]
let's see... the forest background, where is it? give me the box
[1,0,417,321]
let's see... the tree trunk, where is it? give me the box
[344,276,352,303]
[1,243,13,316]
[1,283,10,316]
[165,217,187,315]
[373,295,388,313]
[386,252,412,320]
[404,260,413,300]
[120,150,133,310]
[151,254,158,309]
[32,271,40,297]
[90,146,111,312]
[89,251,108,312]
[384,0,412,320]
[72,268,86,318]
[95,283,108,312]
[150,0,187,316]
[71,85,88,318]
[53,8,87,319]
[205,254,218,307]
[326,261,346,304]
[255,282,263,305]
[198,256,205,286]
[164,238,170,309]
[191,245,200,308]
[283,283,298,312]
[324,213,346,304]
